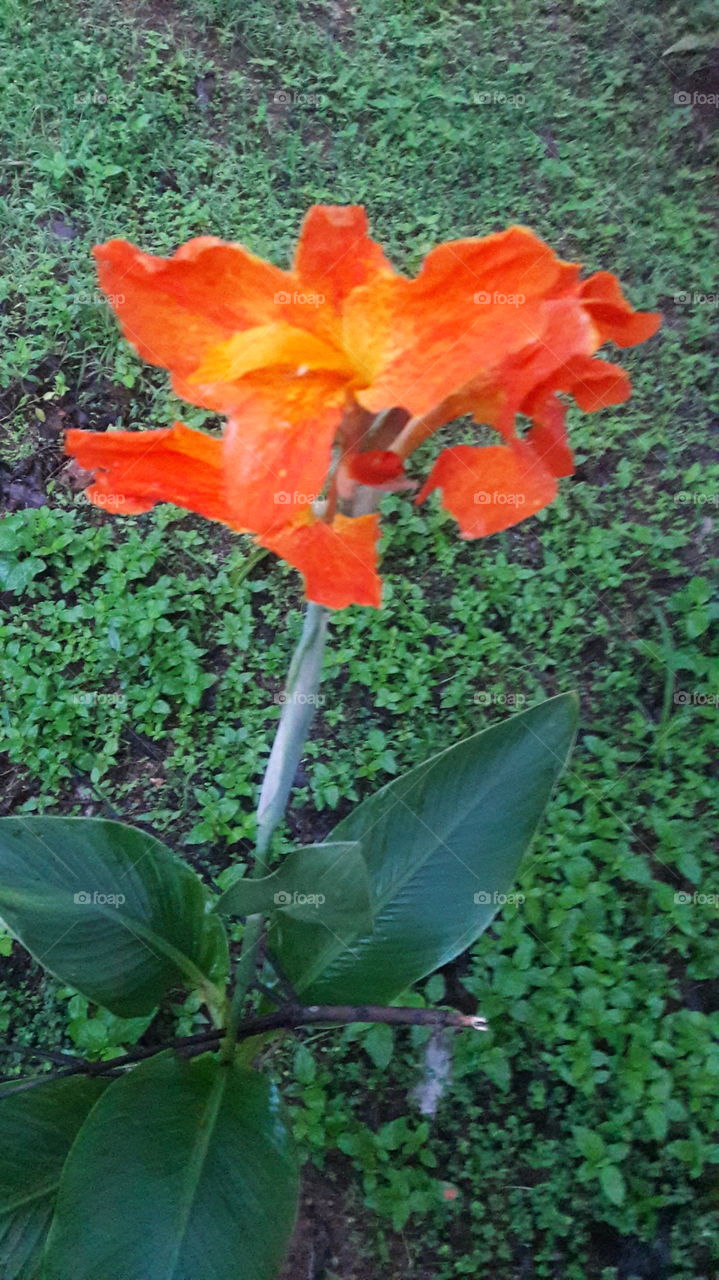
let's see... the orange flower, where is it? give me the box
[66,206,660,608]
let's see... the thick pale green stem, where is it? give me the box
[255,602,330,863]
[222,602,330,1057]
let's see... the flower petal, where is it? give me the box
[579,272,661,348]
[521,353,632,432]
[188,323,353,386]
[462,298,633,458]
[294,205,396,309]
[416,443,557,538]
[495,298,596,425]
[223,373,346,536]
[65,423,238,526]
[523,397,574,478]
[258,513,382,609]
[93,237,294,380]
[348,229,660,442]
[352,226,573,414]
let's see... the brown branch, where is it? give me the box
[0,1044,91,1069]
[0,1004,487,1096]
[0,1064,94,1099]
[274,1005,488,1033]
[102,1003,486,1068]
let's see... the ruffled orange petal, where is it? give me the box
[294,205,396,310]
[222,372,347,536]
[485,297,596,435]
[351,226,574,414]
[520,353,632,432]
[404,225,571,301]
[523,397,574,478]
[93,238,295,384]
[460,296,636,467]
[552,354,631,412]
[416,443,557,538]
[579,272,661,348]
[65,423,238,526]
[349,230,660,438]
[258,513,382,608]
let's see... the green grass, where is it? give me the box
[0,0,718,1276]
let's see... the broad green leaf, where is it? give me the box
[270,695,577,1003]
[0,1077,108,1280]
[0,555,44,594]
[599,1164,626,1206]
[363,1023,395,1070]
[0,818,228,1016]
[574,1126,606,1163]
[293,1043,316,1084]
[216,841,372,933]
[646,1104,668,1143]
[45,1052,299,1280]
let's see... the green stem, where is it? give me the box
[255,602,330,863]
[220,914,264,1062]
[222,602,330,1059]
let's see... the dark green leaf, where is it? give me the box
[0,818,228,1016]
[646,1104,668,1142]
[574,1126,606,1163]
[216,841,372,932]
[45,1053,299,1280]
[271,695,577,1003]
[599,1164,626,1206]
[0,1077,107,1280]
[363,1023,394,1070]
[0,556,45,594]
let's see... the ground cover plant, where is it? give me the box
[0,0,717,1277]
